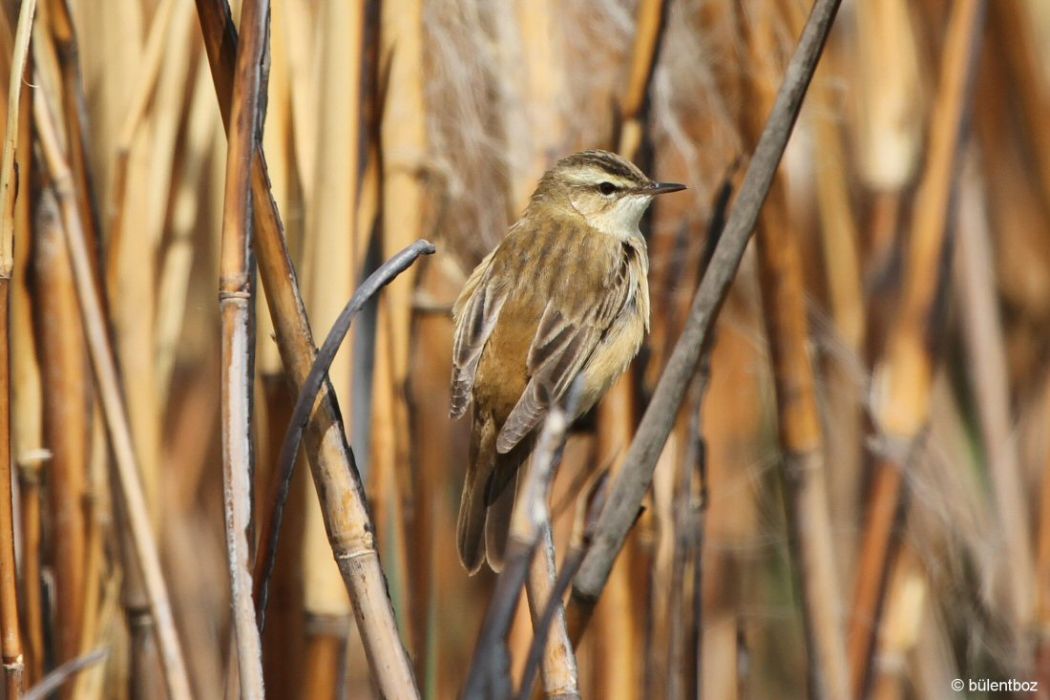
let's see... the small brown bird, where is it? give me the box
[450,149,685,573]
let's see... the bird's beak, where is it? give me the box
[649,181,687,195]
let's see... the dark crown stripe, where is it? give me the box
[564,150,646,184]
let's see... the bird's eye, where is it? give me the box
[598,181,618,195]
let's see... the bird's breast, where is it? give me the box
[578,282,647,413]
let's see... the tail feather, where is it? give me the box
[458,419,534,574]
[457,416,497,574]
[483,436,533,571]
[484,469,518,572]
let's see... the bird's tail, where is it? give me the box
[457,415,532,574]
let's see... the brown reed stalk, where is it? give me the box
[953,150,1034,646]
[103,0,174,287]
[217,0,270,694]
[988,1,1050,218]
[299,0,364,685]
[156,57,217,398]
[11,107,43,696]
[29,129,81,692]
[588,3,669,693]
[849,2,986,695]
[15,456,42,686]
[1038,381,1050,687]
[741,7,849,698]
[0,1,35,695]
[254,241,435,629]
[109,0,197,527]
[645,435,678,700]
[10,56,42,695]
[43,0,101,285]
[194,2,419,695]
[525,520,579,699]
[753,183,848,699]
[23,648,107,700]
[71,425,107,700]
[33,86,192,700]
[464,388,580,700]
[618,0,669,158]
[568,0,843,641]
[809,53,866,583]
[33,185,91,680]
[378,0,429,662]
[853,0,922,194]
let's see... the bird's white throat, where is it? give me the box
[584,194,654,242]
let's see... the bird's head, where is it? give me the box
[529,149,685,238]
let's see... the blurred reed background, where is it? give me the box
[0,0,1046,697]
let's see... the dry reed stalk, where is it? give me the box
[254,11,303,691]
[44,0,102,277]
[194,3,418,695]
[71,423,108,700]
[23,648,108,700]
[568,0,842,640]
[464,389,580,700]
[34,182,93,684]
[511,0,567,210]
[808,50,866,585]
[112,433,163,697]
[618,0,668,159]
[377,0,429,661]
[585,3,669,692]
[34,186,91,679]
[0,1,35,695]
[217,0,270,694]
[954,149,1034,647]
[358,23,414,640]
[741,7,849,698]
[278,0,319,213]
[261,273,437,686]
[666,420,696,700]
[406,260,468,696]
[74,571,121,700]
[1038,381,1050,686]
[587,523,640,698]
[256,0,295,381]
[852,0,920,309]
[15,457,42,686]
[988,1,1050,217]
[523,523,580,700]
[853,0,922,193]
[156,57,219,397]
[301,621,344,699]
[868,545,925,700]
[851,1,985,694]
[111,1,198,526]
[10,56,42,693]
[257,377,307,698]
[103,0,174,288]
[34,86,192,700]
[646,433,678,700]
[296,0,363,680]
[370,317,414,637]
[971,37,1050,390]
[254,241,435,627]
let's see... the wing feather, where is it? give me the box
[495,252,635,453]
[450,253,505,419]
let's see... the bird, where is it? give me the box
[449,149,686,574]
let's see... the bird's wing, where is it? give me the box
[495,251,634,454]
[450,250,506,419]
